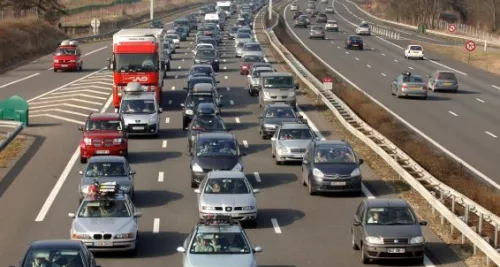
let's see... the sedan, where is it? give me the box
[241,42,265,58]
[404,45,424,60]
[309,25,325,39]
[194,171,260,226]
[240,54,265,75]
[290,2,298,11]
[166,33,181,48]
[345,35,363,50]
[271,122,316,164]
[391,71,428,99]
[193,48,220,71]
[293,11,303,19]
[325,6,334,13]
[187,114,229,151]
[316,13,327,23]
[234,33,253,49]
[325,20,339,31]
[258,103,304,139]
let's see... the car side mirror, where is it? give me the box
[180,103,185,107]
[106,58,111,62]
[240,152,247,156]
[295,83,300,90]
[78,125,83,131]
[129,170,136,175]
[253,188,260,194]
[419,220,428,226]
[134,212,143,218]
[177,247,186,253]
[358,158,364,165]
[253,246,263,253]
[68,213,75,218]
[271,137,276,141]
[158,108,163,113]
[78,170,83,175]
[194,189,201,194]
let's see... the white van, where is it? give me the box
[204,13,220,26]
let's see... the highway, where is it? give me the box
[0,4,463,267]
[285,0,500,188]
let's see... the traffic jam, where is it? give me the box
[16,0,430,266]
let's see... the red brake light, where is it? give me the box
[401,84,407,89]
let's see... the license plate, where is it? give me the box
[444,83,452,86]
[411,86,422,90]
[330,181,346,186]
[61,64,68,67]
[96,150,109,154]
[387,248,405,253]
[94,241,113,247]
[352,44,358,46]
[132,126,144,130]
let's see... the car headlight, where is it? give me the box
[288,91,295,97]
[312,168,324,178]
[192,163,203,172]
[232,162,243,171]
[365,236,384,245]
[264,123,275,129]
[202,206,216,210]
[191,136,195,140]
[214,59,219,62]
[80,185,89,194]
[113,138,122,145]
[278,145,288,153]
[350,168,360,177]
[195,59,201,63]
[72,233,91,239]
[263,92,270,98]
[120,185,130,192]
[185,109,194,115]
[149,114,158,124]
[83,137,91,145]
[242,206,255,210]
[115,233,134,239]
[410,236,424,244]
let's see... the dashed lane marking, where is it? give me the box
[486,131,498,138]
[229,100,234,105]
[153,218,160,233]
[165,117,170,124]
[381,73,387,76]
[448,111,458,116]
[242,140,248,148]
[253,172,261,182]
[476,98,485,103]
[158,172,164,182]
[162,140,168,148]
[271,218,282,234]
[366,64,371,68]
[235,117,240,123]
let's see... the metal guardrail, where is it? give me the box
[260,2,500,265]
[0,121,24,153]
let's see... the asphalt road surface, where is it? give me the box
[0,5,464,267]
[286,0,500,187]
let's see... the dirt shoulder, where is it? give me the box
[0,135,36,198]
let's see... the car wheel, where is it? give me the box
[275,157,281,165]
[307,180,316,195]
[53,68,57,72]
[361,244,369,264]
[301,174,306,186]
[412,257,424,265]
[246,219,257,228]
[191,180,198,188]
[80,156,87,164]
[260,130,266,139]
[453,89,458,93]
[351,232,359,250]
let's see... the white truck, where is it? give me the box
[216,1,233,16]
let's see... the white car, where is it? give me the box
[404,45,424,60]
[355,21,371,35]
[290,2,298,11]
[192,43,215,54]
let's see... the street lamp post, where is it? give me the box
[150,0,154,20]
[268,0,272,21]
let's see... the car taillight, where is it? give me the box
[113,138,122,145]
[401,84,407,89]
[83,137,92,145]
[69,60,76,63]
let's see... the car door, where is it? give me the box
[271,125,280,154]
[392,75,402,94]
[302,143,313,184]
[353,201,365,244]
[126,161,134,188]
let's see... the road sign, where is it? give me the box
[465,40,476,52]
[448,24,456,33]
[91,18,100,29]
[322,77,334,90]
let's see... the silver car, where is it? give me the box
[69,188,142,253]
[176,216,263,267]
[166,32,181,48]
[119,82,163,136]
[391,71,428,99]
[241,42,265,58]
[234,33,253,49]
[78,156,136,202]
[325,20,339,32]
[309,25,325,39]
[356,21,371,35]
[247,66,274,96]
[195,171,259,226]
[271,122,317,164]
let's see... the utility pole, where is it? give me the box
[150,0,154,20]
[268,0,272,21]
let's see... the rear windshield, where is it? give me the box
[237,33,251,38]
[437,72,457,80]
[402,76,424,83]
[410,46,423,51]
[360,23,369,28]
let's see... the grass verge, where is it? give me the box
[0,135,30,168]
[262,6,499,266]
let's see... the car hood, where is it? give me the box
[81,176,132,188]
[314,163,358,176]
[201,193,256,207]
[122,113,156,125]
[186,254,255,267]
[277,139,310,149]
[83,131,123,138]
[365,224,422,239]
[196,156,239,170]
[241,51,265,57]
[72,217,136,234]
[263,118,298,125]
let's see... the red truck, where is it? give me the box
[53,40,83,72]
[109,29,167,112]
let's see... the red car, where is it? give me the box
[53,40,83,72]
[79,113,128,163]
[240,55,265,75]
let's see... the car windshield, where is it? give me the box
[204,178,250,194]
[167,34,179,39]
[243,55,263,62]
[312,26,322,30]
[85,161,127,177]
[55,48,77,56]
[437,72,457,80]
[366,207,416,225]
[197,45,213,50]
[327,20,337,23]
[402,76,424,83]
[78,199,131,218]
[120,99,156,114]
[410,46,423,51]
[190,232,251,254]
[265,107,296,118]
[278,128,313,140]
[263,76,294,88]
[115,53,158,72]
[360,23,369,28]
[243,44,262,51]
[186,94,214,108]
[253,69,273,77]
[23,249,84,267]
[313,145,356,164]
[85,119,122,131]
[231,27,239,33]
[190,66,213,75]
[196,138,238,156]
[237,33,251,38]
[197,49,216,57]
[199,39,216,46]
[189,78,213,89]
[191,116,225,130]
[350,36,362,41]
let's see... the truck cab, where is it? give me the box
[258,72,299,109]
[53,40,83,72]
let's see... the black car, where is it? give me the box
[14,239,100,267]
[345,35,364,50]
[194,48,220,71]
[316,13,327,23]
[189,132,245,187]
[185,75,219,91]
[187,113,229,150]
[293,11,303,20]
[175,27,189,41]
[188,64,217,81]
[258,103,304,139]
[301,140,363,195]
[151,19,163,28]
[181,90,218,128]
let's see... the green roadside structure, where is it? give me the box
[0,95,29,127]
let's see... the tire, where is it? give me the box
[80,156,87,164]
[260,130,266,139]
[351,232,359,250]
[246,219,257,228]
[361,244,369,264]
[453,89,458,93]
[191,180,198,188]
[307,179,316,195]
[412,257,424,265]
[53,68,57,72]
[275,158,281,165]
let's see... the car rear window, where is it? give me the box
[437,72,457,80]
[403,76,424,83]
[410,46,423,51]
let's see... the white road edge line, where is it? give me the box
[0,73,40,89]
[485,131,498,138]
[492,85,500,90]
[476,98,485,103]
[153,218,160,233]
[270,218,282,234]
[158,172,164,182]
[253,172,261,183]
[82,46,108,57]
[448,111,458,116]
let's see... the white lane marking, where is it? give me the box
[448,111,458,116]
[51,89,109,96]
[165,117,170,124]
[366,64,371,68]
[223,59,226,62]
[158,172,164,182]
[34,89,113,221]
[229,100,234,105]
[30,108,88,117]
[355,57,359,60]
[182,59,185,62]
[168,100,172,105]
[271,218,282,234]
[39,93,106,101]
[0,73,40,89]
[235,117,240,123]
[178,66,182,69]
[381,73,387,76]
[224,76,228,79]
[370,48,374,51]
[48,67,54,70]
[331,41,334,44]
[82,46,108,57]
[30,103,98,112]
[381,53,386,56]
[171,86,175,90]
[162,140,168,148]
[394,59,399,62]
[345,51,349,55]
[476,98,485,103]
[427,59,467,76]
[408,66,414,70]
[242,140,248,148]
[30,98,102,106]
[337,46,340,49]
[254,172,261,183]
[175,75,178,79]
[376,36,405,49]
[226,87,230,91]
[224,66,227,70]
[153,218,160,233]
[492,85,500,90]
[485,131,498,138]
